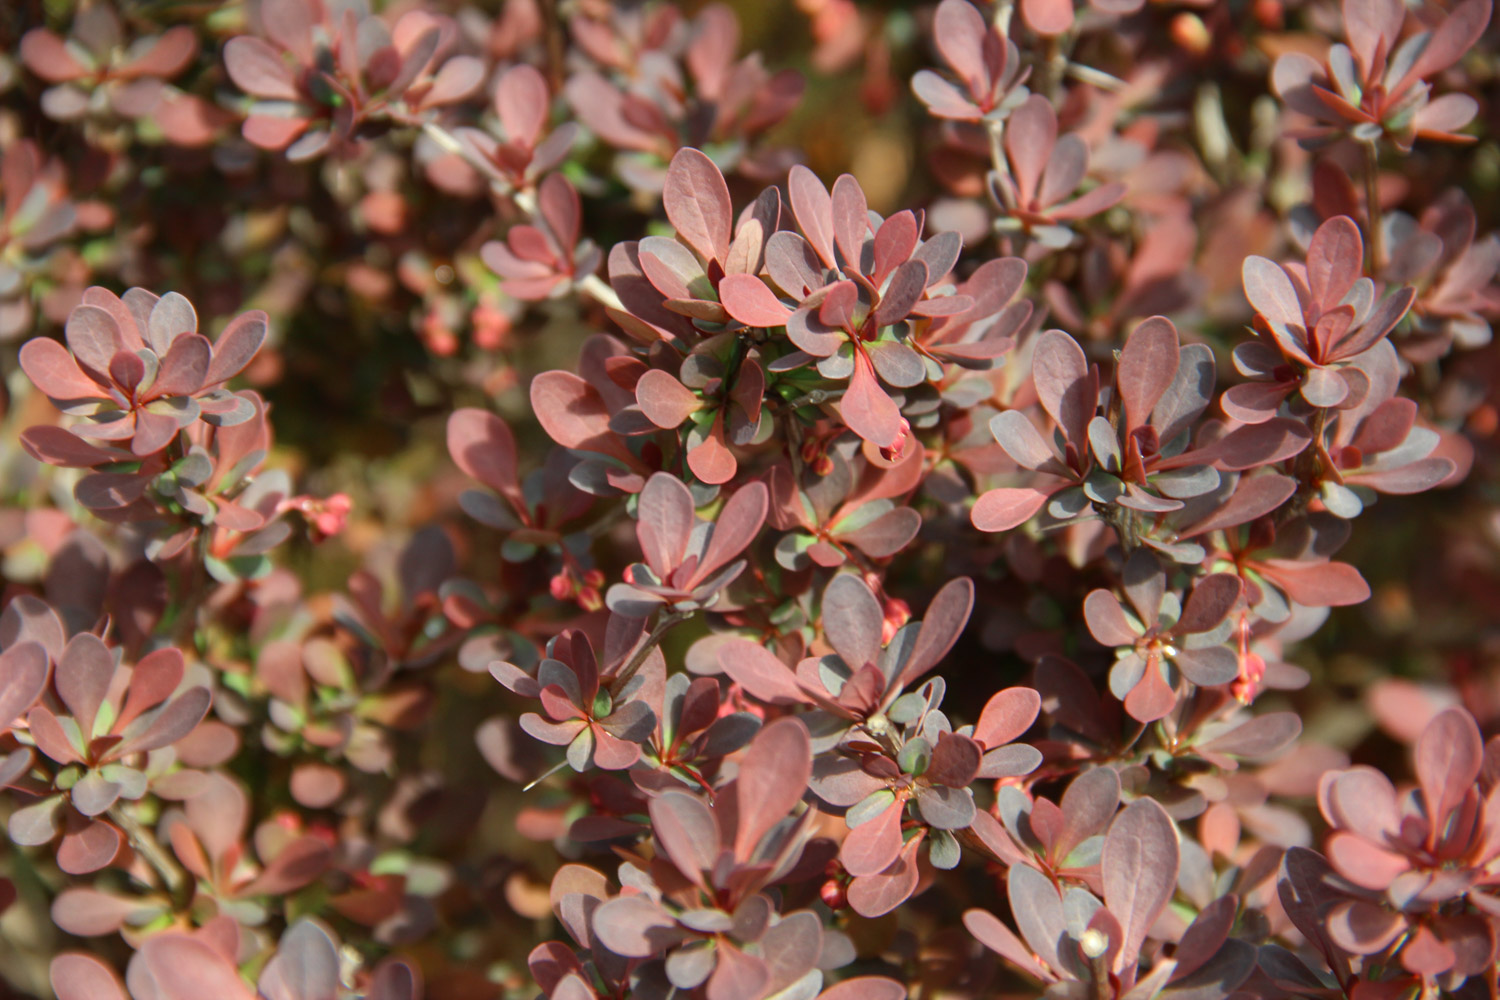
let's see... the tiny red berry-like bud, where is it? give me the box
[879,419,911,462]
[582,568,605,589]
[1252,0,1283,28]
[576,586,603,612]
[819,878,847,910]
[549,573,573,602]
[881,596,912,645]
[1170,13,1211,55]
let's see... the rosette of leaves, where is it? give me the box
[633,671,761,794]
[975,325,1309,532]
[587,718,824,1000]
[910,0,1029,123]
[1317,350,1458,517]
[717,166,968,454]
[977,766,1122,894]
[1389,190,1500,355]
[631,337,768,485]
[20,6,196,124]
[7,633,211,875]
[765,442,923,571]
[1061,316,1224,518]
[1203,511,1371,623]
[829,683,1041,917]
[716,574,973,734]
[158,773,331,923]
[21,390,293,576]
[605,472,769,615]
[616,147,783,340]
[1272,0,1492,149]
[19,287,265,456]
[492,628,657,773]
[1313,708,1500,983]
[1083,551,1244,722]
[481,173,601,301]
[907,256,1032,375]
[992,95,1126,248]
[452,64,580,194]
[562,4,803,192]
[223,0,483,159]
[967,799,1256,998]
[1230,217,1416,418]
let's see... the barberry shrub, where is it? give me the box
[0,0,1497,998]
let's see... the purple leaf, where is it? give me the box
[973,687,1040,748]
[823,573,883,670]
[716,641,807,705]
[650,790,720,888]
[1102,799,1180,975]
[719,274,792,327]
[1414,708,1483,842]
[1118,317,1179,431]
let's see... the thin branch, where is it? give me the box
[109,803,191,910]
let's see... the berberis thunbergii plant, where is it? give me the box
[1,0,1499,997]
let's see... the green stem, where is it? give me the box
[109,803,191,910]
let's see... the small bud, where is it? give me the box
[576,586,603,612]
[879,418,912,463]
[1080,927,1109,959]
[1170,13,1211,55]
[819,878,847,910]
[549,573,573,602]
[881,597,912,645]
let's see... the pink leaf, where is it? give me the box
[51,954,127,1000]
[719,274,792,327]
[664,147,733,266]
[971,487,1049,532]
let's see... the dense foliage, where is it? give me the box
[0,0,1498,997]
